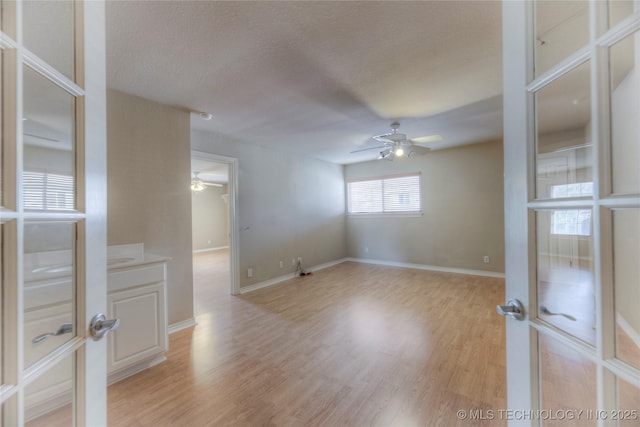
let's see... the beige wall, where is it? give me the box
[191,129,347,288]
[345,140,505,273]
[191,184,229,251]
[107,90,193,325]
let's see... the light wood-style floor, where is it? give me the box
[107,254,508,426]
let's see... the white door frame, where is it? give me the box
[190,150,240,295]
[502,0,537,414]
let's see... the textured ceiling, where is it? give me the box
[106,1,504,164]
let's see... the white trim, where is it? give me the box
[239,257,504,295]
[240,258,350,294]
[192,246,229,254]
[347,258,506,279]
[168,318,197,334]
[22,49,84,97]
[191,150,240,296]
[525,46,590,93]
[616,313,640,350]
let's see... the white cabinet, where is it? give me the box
[21,245,168,419]
[107,260,168,384]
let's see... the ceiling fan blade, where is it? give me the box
[410,134,443,144]
[372,132,393,140]
[372,136,394,144]
[202,182,223,187]
[350,145,389,153]
[410,145,432,155]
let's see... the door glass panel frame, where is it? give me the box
[504,0,640,422]
[0,0,101,425]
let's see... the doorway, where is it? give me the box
[190,151,240,307]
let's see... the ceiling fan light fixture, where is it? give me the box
[394,146,404,156]
[190,181,206,192]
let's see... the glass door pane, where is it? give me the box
[0,222,3,386]
[609,31,639,195]
[1,48,4,208]
[536,61,592,200]
[24,353,75,426]
[535,1,590,76]
[0,0,16,39]
[616,376,640,424]
[537,210,595,345]
[23,222,76,369]
[609,0,636,29]
[612,209,640,369]
[539,334,597,426]
[22,0,75,80]
[23,67,76,212]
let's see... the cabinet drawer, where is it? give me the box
[108,263,165,293]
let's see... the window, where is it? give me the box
[551,209,592,236]
[23,171,75,211]
[550,182,593,198]
[549,182,592,236]
[347,174,421,214]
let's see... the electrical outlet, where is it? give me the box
[483,256,490,264]
[247,267,253,278]
[279,261,284,269]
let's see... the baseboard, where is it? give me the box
[107,355,167,385]
[168,317,198,334]
[238,257,504,295]
[616,313,640,349]
[240,258,350,294]
[193,246,229,254]
[346,257,506,279]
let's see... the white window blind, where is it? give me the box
[23,171,75,211]
[548,182,593,236]
[347,174,421,214]
[550,182,593,198]
[551,209,592,236]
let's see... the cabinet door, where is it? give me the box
[107,283,167,374]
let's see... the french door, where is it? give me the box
[503,0,640,425]
[1,1,108,426]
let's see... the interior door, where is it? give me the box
[1,1,108,425]
[502,0,640,425]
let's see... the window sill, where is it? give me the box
[347,212,424,218]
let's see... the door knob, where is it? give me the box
[496,298,525,321]
[89,313,120,340]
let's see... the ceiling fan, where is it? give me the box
[191,172,223,192]
[351,121,441,160]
